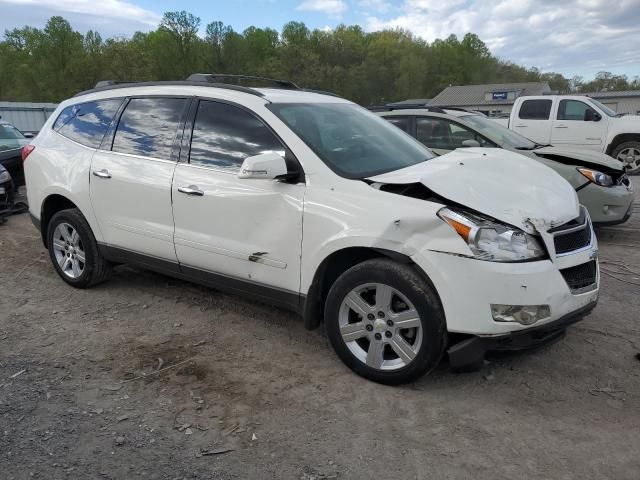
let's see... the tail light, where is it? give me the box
[21,145,35,162]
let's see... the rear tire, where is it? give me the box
[611,140,640,175]
[325,258,447,385]
[46,208,112,288]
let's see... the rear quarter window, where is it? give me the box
[53,99,122,148]
[518,100,552,120]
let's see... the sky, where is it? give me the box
[1,0,639,79]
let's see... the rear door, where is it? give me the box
[511,98,553,144]
[171,99,305,305]
[90,96,189,261]
[551,99,606,150]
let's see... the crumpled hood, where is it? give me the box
[533,145,622,170]
[368,148,579,233]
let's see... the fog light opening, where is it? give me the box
[491,304,551,326]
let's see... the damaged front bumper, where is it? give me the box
[578,182,634,225]
[447,300,597,371]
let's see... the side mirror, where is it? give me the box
[584,110,601,122]
[238,152,289,180]
[23,132,34,138]
[461,139,481,148]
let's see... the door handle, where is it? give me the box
[554,124,568,128]
[92,169,111,179]
[514,124,527,127]
[178,185,204,196]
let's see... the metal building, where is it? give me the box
[585,91,640,115]
[429,83,640,116]
[0,101,58,134]
[429,82,551,115]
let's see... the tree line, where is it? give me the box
[1,12,638,105]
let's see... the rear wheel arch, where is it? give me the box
[302,246,441,331]
[40,194,78,248]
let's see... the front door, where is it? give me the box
[551,99,605,150]
[90,96,189,261]
[171,99,305,303]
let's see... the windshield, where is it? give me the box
[588,99,619,117]
[267,103,435,178]
[0,124,27,151]
[461,114,538,150]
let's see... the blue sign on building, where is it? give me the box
[492,91,509,100]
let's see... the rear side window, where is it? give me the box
[189,100,284,171]
[112,97,188,160]
[518,100,552,120]
[384,116,411,133]
[53,99,122,148]
[415,117,491,150]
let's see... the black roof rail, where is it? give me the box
[74,80,266,98]
[367,104,447,114]
[94,80,139,88]
[187,73,299,89]
[433,106,473,112]
[77,75,342,99]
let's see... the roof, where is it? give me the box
[0,101,58,110]
[0,101,58,132]
[430,82,551,106]
[70,83,350,108]
[582,90,640,99]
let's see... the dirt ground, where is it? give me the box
[1,189,639,480]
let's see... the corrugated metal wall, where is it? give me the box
[0,102,58,133]
[598,99,640,115]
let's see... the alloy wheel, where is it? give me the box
[617,147,640,174]
[338,283,423,371]
[52,222,86,279]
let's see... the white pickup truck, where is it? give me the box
[498,95,640,173]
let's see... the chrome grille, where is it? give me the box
[560,260,597,293]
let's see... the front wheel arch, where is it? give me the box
[302,247,442,331]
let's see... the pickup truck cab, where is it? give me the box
[504,95,640,173]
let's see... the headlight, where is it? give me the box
[438,207,547,262]
[578,168,613,187]
[0,169,10,183]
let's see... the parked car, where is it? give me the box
[0,164,15,223]
[25,75,599,384]
[498,95,640,173]
[0,120,31,186]
[376,105,634,225]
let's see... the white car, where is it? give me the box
[504,95,640,173]
[24,75,600,384]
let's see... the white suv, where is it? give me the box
[24,75,600,384]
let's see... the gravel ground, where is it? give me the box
[1,189,639,480]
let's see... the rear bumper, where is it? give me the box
[447,300,597,371]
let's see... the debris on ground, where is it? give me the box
[196,447,234,457]
[9,369,26,379]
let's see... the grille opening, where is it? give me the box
[554,227,592,254]
[560,261,597,293]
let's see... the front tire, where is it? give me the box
[46,208,112,288]
[611,141,640,175]
[325,259,446,385]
